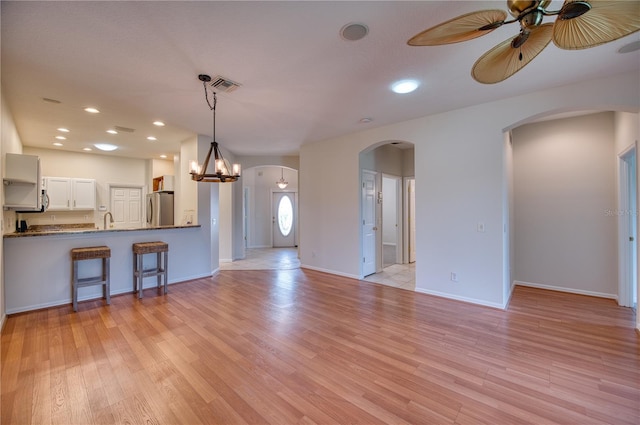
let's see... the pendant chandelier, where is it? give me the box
[189,74,241,183]
[276,167,288,189]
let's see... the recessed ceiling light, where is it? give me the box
[391,80,419,94]
[106,129,118,134]
[84,107,100,113]
[147,136,157,141]
[340,23,369,41]
[57,127,70,133]
[153,121,165,127]
[359,117,373,124]
[159,154,167,159]
[94,143,118,151]
[83,147,92,151]
[55,135,66,140]
[53,142,63,147]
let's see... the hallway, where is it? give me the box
[220,248,415,290]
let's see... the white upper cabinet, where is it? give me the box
[45,177,95,210]
[3,153,43,211]
[72,179,96,210]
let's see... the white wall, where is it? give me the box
[1,90,25,328]
[512,112,617,297]
[179,136,198,225]
[299,71,640,308]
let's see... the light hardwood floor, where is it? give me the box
[1,269,638,424]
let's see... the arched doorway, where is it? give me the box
[359,140,416,290]
[506,110,639,310]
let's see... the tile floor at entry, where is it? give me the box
[220,247,416,291]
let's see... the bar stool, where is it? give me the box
[132,241,168,298]
[71,246,111,312]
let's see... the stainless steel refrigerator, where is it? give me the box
[146,192,174,226]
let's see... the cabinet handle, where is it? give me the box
[74,200,76,207]
[67,200,70,207]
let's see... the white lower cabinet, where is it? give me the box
[45,177,96,210]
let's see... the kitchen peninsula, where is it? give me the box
[4,224,208,314]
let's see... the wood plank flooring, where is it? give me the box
[1,268,638,424]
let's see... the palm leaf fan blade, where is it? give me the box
[408,10,507,45]
[554,1,640,49]
[472,24,554,84]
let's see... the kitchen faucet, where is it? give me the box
[103,212,114,229]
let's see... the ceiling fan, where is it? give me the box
[408,1,640,84]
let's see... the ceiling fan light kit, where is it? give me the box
[408,1,640,84]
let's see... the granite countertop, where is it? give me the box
[4,223,201,238]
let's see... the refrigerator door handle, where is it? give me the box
[147,196,153,225]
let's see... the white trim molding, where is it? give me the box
[515,280,617,300]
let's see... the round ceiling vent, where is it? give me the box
[340,23,369,41]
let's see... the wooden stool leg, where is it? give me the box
[163,251,168,294]
[137,253,144,299]
[72,260,79,312]
[104,257,111,305]
[133,253,137,293]
[156,251,162,294]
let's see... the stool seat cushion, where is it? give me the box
[71,246,111,260]
[132,241,168,254]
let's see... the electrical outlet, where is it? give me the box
[451,272,458,282]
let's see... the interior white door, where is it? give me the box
[273,192,296,247]
[619,147,638,308]
[362,170,377,276]
[110,186,143,229]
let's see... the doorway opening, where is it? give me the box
[359,141,415,289]
[619,145,638,309]
[222,165,300,271]
[382,175,402,268]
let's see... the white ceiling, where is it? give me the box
[2,1,639,159]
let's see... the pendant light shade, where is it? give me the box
[276,167,288,189]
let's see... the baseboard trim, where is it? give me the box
[414,287,508,310]
[514,280,617,300]
[300,264,359,280]
[5,273,214,315]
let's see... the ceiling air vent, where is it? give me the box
[114,125,135,133]
[209,75,241,93]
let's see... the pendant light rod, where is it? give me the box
[276,167,288,189]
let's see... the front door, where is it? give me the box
[273,192,296,247]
